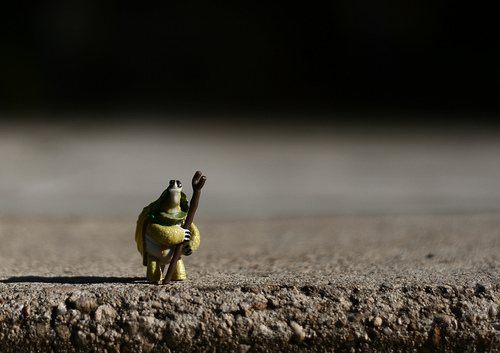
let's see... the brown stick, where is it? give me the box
[162,171,206,284]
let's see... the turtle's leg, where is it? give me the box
[147,254,163,282]
[171,258,186,281]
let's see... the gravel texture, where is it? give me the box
[1,213,500,352]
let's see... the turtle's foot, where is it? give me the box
[171,258,186,281]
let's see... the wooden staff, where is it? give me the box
[162,171,206,284]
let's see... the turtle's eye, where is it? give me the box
[176,180,182,188]
[169,180,175,187]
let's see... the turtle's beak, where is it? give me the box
[168,179,182,191]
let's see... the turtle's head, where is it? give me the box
[161,179,183,214]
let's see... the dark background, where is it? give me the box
[1,2,498,124]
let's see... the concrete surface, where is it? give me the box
[1,116,500,352]
[2,116,500,219]
[0,214,499,352]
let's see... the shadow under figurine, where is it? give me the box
[135,174,205,283]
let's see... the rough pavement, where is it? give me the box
[1,117,500,351]
[1,213,499,352]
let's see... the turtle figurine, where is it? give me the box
[135,178,202,282]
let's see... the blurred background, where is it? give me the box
[1,2,499,220]
[2,1,499,116]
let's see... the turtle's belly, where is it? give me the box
[144,231,175,264]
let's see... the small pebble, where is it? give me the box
[290,321,306,341]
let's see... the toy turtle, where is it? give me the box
[135,174,205,283]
